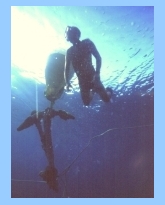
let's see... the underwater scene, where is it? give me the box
[11,6,154,198]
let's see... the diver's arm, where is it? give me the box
[90,41,102,74]
[64,50,72,90]
[95,53,101,75]
[89,40,102,82]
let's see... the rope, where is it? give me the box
[58,123,154,177]
[12,123,153,185]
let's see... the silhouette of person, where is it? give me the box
[64,26,113,106]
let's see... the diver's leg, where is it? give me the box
[79,74,95,106]
[95,81,112,102]
[80,88,93,106]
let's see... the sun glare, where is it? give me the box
[11,7,68,83]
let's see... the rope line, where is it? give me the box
[11,179,45,183]
[58,123,153,177]
[11,123,153,184]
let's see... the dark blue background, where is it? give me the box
[11,75,154,198]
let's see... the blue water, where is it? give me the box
[11,6,154,198]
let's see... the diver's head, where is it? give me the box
[65,26,81,43]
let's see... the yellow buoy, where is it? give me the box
[44,52,74,102]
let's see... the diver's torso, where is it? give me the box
[69,39,95,78]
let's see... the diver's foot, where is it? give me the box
[89,89,95,102]
[106,87,113,100]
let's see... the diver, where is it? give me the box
[17,107,75,191]
[64,26,113,106]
